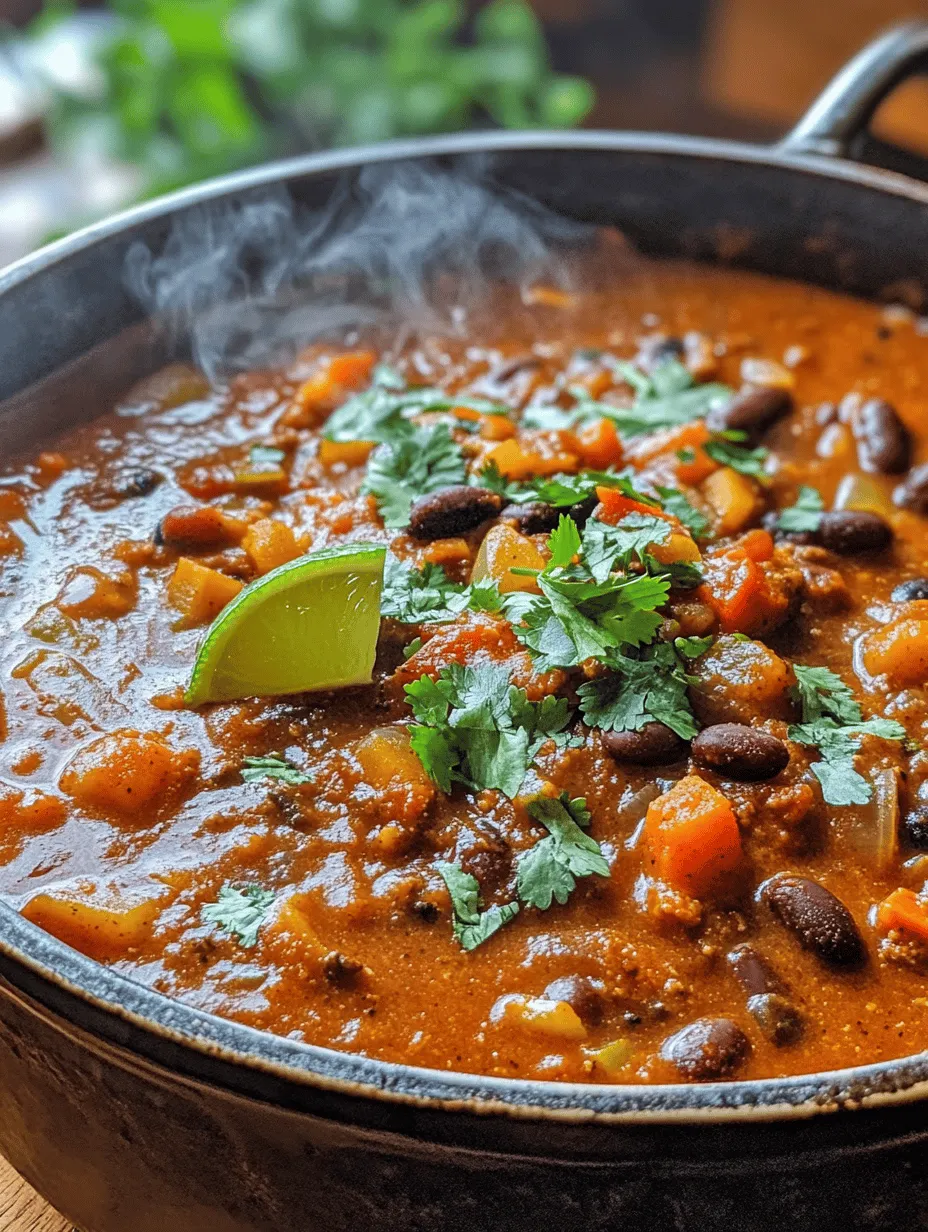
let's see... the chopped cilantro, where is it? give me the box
[241,754,312,785]
[777,485,825,533]
[788,664,905,805]
[362,423,466,528]
[674,634,714,659]
[580,360,732,438]
[516,792,610,910]
[402,636,422,660]
[438,862,519,951]
[655,486,710,539]
[468,579,504,613]
[547,514,582,569]
[581,514,672,583]
[202,884,275,948]
[405,663,578,798]
[677,446,697,464]
[704,431,769,477]
[577,641,700,739]
[380,555,469,623]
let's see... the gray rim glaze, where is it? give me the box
[5,123,928,1123]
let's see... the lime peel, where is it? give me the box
[185,542,386,706]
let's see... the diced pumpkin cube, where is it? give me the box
[22,884,164,961]
[242,519,304,575]
[286,351,377,426]
[168,557,243,628]
[0,783,67,833]
[422,538,472,569]
[574,417,624,469]
[626,421,718,485]
[863,619,928,686]
[471,524,545,594]
[649,531,702,566]
[355,726,434,793]
[645,774,742,897]
[59,730,199,819]
[317,438,375,469]
[482,434,578,480]
[701,467,764,536]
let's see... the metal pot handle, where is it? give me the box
[781,19,928,179]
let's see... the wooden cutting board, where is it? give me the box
[0,1156,69,1231]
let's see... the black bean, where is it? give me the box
[706,387,792,441]
[746,994,803,1046]
[903,807,928,849]
[569,494,600,527]
[892,577,928,602]
[411,899,439,923]
[727,945,803,1045]
[853,398,911,474]
[322,951,364,986]
[762,510,815,546]
[660,1017,750,1081]
[408,485,502,540]
[501,502,560,535]
[894,463,928,515]
[643,335,685,369]
[114,467,164,499]
[761,874,866,967]
[691,723,789,782]
[602,722,689,766]
[815,510,892,555]
[543,975,606,1026]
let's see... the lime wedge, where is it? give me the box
[185,542,386,706]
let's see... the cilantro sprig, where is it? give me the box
[578,360,732,438]
[405,662,579,798]
[438,862,518,952]
[787,664,905,805]
[704,431,769,477]
[577,639,702,740]
[362,423,466,528]
[241,755,312,786]
[777,485,824,532]
[516,792,610,910]
[202,883,275,948]
[380,555,501,624]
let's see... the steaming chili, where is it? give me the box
[3,258,928,1084]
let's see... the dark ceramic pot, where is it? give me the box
[3,21,928,1232]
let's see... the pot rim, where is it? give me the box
[5,127,928,1124]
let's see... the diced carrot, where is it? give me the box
[863,619,928,686]
[698,549,768,634]
[626,421,718,485]
[701,467,763,536]
[287,351,377,426]
[167,557,243,628]
[594,487,665,524]
[242,519,304,574]
[22,885,164,961]
[60,730,199,818]
[877,888,928,945]
[575,418,624,470]
[482,434,578,480]
[318,438,376,469]
[644,774,743,897]
[423,537,472,569]
[739,528,775,562]
[479,415,517,442]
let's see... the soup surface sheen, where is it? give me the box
[3,256,928,1085]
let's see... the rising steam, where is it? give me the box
[124,160,591,381]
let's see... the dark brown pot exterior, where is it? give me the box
[1,974,928,1232]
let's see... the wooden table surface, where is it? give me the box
[0,1157,68,1232]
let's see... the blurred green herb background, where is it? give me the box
[29,0,594,203]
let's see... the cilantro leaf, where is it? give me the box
[405,663,575,798]
[777,485,824,533]
[241,755,312,785]
[655,486,710,539]
[547,514,582,569]
[581,514,672,583]
[516,792,610,910]
[788,665,906,805]
[577,641,699,739]
[380,555,469,623]
[792,664,862,724]
[704,432,769,477]
[675,634,714,659]
[438,862,519,951]
[202,884,275,948]
[468,579,504,613]
[362,424,466,528]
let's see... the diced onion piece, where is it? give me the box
[740,357,795,390]
[584,1038,634,1077]
[862,619,928,685]
[840,767,899,872]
